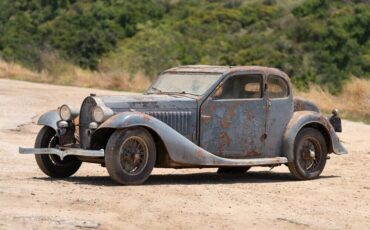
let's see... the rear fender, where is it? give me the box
[283,111,347,162]
[37,110,61,131]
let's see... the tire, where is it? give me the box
[105,128,156,185]
[217,167,251,174]
[35,126,82,178]
[288,128,327,180]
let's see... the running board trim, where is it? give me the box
[19,147,104,160]
[200,157,289,167]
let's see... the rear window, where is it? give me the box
[267,75,289,98]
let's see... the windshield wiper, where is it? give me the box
[178,91,199,96]
[148,87,162,93]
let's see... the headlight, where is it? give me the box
[59,104,78,121]
[93,106,113,123]
[93,106,105,123]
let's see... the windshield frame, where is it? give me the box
[146,71,224,97]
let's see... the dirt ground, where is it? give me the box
[0,78,369,230]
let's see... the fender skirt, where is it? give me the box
[95,112,288,166]
[283,111,348,162]
[37,110,60,130]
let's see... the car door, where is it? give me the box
[199,72,267,159]
[264,74,293,157]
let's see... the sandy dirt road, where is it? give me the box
[0,78,369,230]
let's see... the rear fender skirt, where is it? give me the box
[37,110,60,131]
[283,111,348,162]
[94,112,288,166]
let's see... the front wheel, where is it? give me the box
[35,126,82,178]
[105,128,156,185]
[288,128,327,180]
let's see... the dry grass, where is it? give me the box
[296,78,370,124]
[0,58,150,92]
[0,59,46,82]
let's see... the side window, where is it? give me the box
[213,74,262,99]
[267,75,289,98]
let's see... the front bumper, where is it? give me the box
[19,147,104,160]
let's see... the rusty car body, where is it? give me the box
[19,65,347,185]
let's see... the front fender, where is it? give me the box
[37,110,61,130]
[95,112,286,166]
[96,112,207,165]
[283,111,347,162]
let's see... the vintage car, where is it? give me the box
[19,65,347,185]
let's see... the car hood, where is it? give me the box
[98,94,197,112]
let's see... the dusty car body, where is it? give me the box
[19,65,347,184]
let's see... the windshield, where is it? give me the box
[147,72,222,96]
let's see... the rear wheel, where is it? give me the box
[288,128,327,180]
[105,128,156,185]
[217,167,251,174]
[35,126,82,178]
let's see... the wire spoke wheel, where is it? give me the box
[297,138,323,173]
[288,127,328,180]
[119,136,149,176]
[105,128,156,185]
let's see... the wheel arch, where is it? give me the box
[283,111,347,162]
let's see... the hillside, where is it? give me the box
[0,0,369,94]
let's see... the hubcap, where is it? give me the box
[119,136,149,176]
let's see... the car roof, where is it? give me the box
[164,65,290,80]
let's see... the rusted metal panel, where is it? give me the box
[200,98,265,158]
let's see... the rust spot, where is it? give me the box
[246,111,254,122]
[220,118,229,129]
[228,109,236,118]
[195,148,205,160]
[218,131,231,155]
[294,99,306,111]
[142,113,152,122]
[209,102,217,113]
[244,151,260,157]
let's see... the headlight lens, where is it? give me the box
[92,106,113,123]
[93,106,105,123]
[59,105,72,121]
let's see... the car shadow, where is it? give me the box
[33,171,339,187]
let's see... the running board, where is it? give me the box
[200,157,289,167]
[19,147,104,160]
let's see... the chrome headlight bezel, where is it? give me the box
[92,106,114,123]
